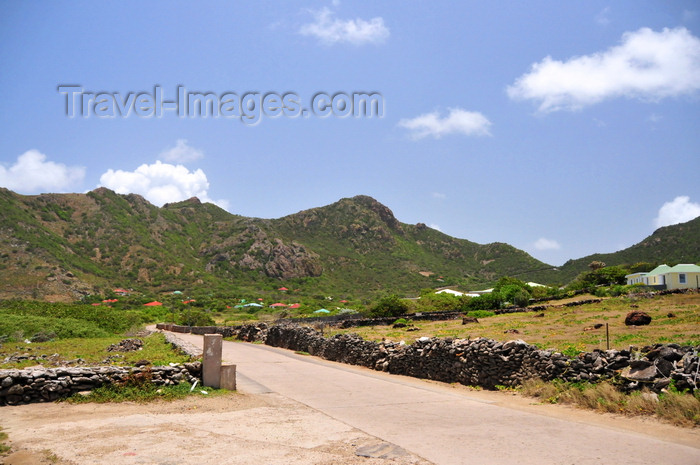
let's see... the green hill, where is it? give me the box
[0,188,556,301]
[557,216,700,282]
[1,188,697,302]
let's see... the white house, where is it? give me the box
[435,289,480,298]
[625,264,700,290]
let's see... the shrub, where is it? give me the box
[367,295,409,318]
[463,292,502,311]
[466,310,495,319]
[0,314,109,341]
[177,308,215,326]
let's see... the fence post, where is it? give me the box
[202,334,223,389]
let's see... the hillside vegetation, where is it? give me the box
[556,216,700,282]
[0,187,698,302]
[0,188,554,301]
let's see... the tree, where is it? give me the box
[493,277,532,307]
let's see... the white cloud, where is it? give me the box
[0,150,85,193]
[507,27,700,112]
[160,139,204,163]
[398,108,492,140]
[99,161,229,210]
[429,224,442,232]
[299,7,389,45]
[432,192,446,199]
[534,238,561,251]
[654,196,700,228]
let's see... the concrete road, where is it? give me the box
[166,331,700,465]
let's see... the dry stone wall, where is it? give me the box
[158,323,699,393]
[0,363,202,406]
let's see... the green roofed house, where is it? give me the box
[626,264,700,290]
[665,264,700,290]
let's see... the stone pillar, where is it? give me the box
[220,364,237,391]
[202,334,222,388]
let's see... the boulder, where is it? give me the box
[624,311,652,326]
[622,361,657,382]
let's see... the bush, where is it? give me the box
[414,292,464,313]
[0,314,109,341]
[463,292,502,311]
[0,300,143,334]
[177,308,215,326]
[466,310,495,319]
[367,295,409,318]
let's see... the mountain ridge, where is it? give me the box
[0,187,697,301]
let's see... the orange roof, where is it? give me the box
[144,301,163,306]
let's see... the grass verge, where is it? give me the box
[521,378,700,427]
[0,427,10,455]
[0,332,192,369]
[65,375,227,404]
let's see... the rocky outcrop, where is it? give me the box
[262,240,322,279]
[201,225,322,279]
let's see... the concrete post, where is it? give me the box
[202,334,222,389]
[220,364,237,391]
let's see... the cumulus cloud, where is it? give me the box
[0,150,85,193]
[429,224,442,232]
[398,108,492,140]
[654,196,700,228]
[99,161,229,210]
[299,7,389,45]
[507,27,700,112]
[534,238,561,251]
[160,139,204,163]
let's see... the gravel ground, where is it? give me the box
[1,392,432,465]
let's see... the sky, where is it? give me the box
[1,1,699,266]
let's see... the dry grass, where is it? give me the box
[521,378,700,427]
[328,293,700,353]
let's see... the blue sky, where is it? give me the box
[1,1,699,266]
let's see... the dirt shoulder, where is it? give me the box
[1,391,432,465]
[2,383,698,465]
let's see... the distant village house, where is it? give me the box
[625,264,700,290]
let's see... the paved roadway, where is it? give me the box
[165,330,700,465]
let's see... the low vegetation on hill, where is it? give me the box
[2,187,697,303]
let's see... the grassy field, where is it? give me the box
[0,332,192,369]
[327,293,700,354]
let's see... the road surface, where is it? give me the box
[166,330,700,465]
